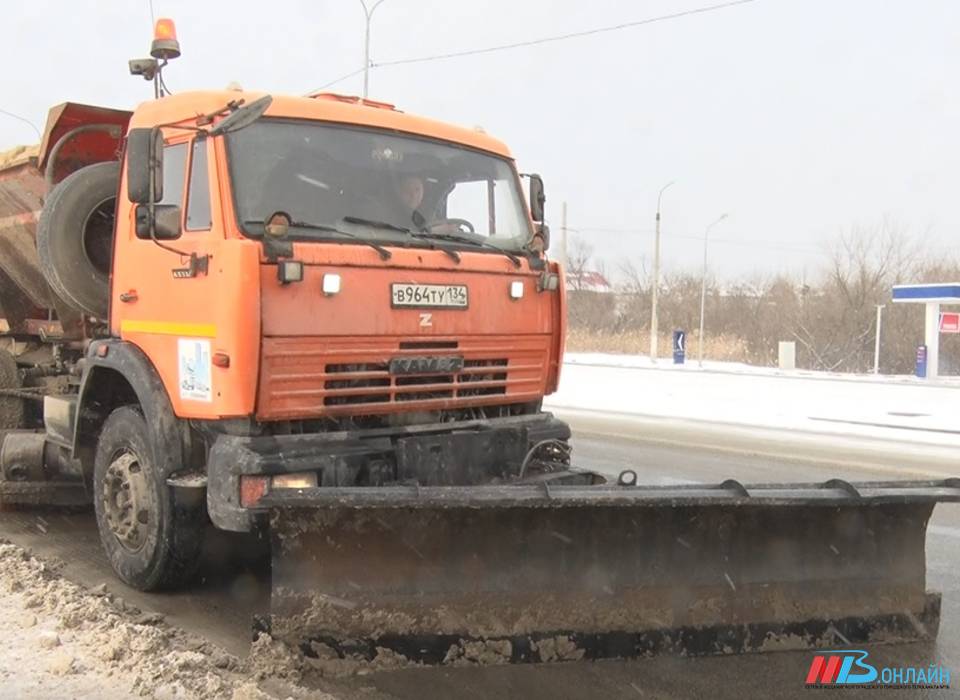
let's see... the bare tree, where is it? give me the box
[561,221,959,376]
[791,220,921,371]
[566,236,593,292]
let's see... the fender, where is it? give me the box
[73,339,190,479]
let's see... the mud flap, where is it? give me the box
[262,480,960,663]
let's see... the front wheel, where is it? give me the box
[93,406,204,590]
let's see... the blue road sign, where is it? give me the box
[673,330,686,365]
[915,345,927,378]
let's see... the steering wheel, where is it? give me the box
[426,218,475,234]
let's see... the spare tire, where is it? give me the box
[37,161,119,319]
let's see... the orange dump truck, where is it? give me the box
[0,20,958,664]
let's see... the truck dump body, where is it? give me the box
[0,103,130,334]
[0,146,59,333]
[263,479,959,662]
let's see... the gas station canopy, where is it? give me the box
[892,283,960,379]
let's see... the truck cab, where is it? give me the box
[114,90,563,426]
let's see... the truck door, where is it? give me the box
[111,133,242,419]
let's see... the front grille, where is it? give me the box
[323,359,504,406]
[459,359,508,397]
[258,334,549,419]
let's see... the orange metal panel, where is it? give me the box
[259,255,555,338]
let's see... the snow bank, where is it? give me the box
[548,355,960,446]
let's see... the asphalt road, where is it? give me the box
[1,412,958,699]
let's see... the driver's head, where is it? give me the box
[395,174,425,211]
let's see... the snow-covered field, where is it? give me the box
[548,353,960,447]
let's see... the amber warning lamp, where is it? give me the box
[151,19,181,60]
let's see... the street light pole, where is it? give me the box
[697,213,728,367]
[873,304,885,374]
[360,0,387,98]
[650,181,675,363]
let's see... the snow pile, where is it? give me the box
[0,541,319,699]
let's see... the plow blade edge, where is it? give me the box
[263,479,960,662]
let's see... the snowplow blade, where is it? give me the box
[262,479,960,663]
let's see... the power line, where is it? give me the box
[376,0,756,69]
[148,0,156,25]
[311,0,757,92]
[568,225,827,256]
[0,109,42,140]
[306,66,368,94]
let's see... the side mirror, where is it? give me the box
[126,128,164,204]
[135,204,181,240]
[528,174,545,223]
[208,95,273,137]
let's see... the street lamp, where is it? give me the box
[359,0,387,98]
[650,181,675,363]
[873,304,885,374]
[697,213,728,367]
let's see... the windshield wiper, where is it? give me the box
[342,216,461,263]
[245,219,391,260]
[411,232,522,268]
[341,216,411,234]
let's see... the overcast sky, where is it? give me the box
[2,0,957,281]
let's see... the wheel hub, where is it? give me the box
[102,452,149,551]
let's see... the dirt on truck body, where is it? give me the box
[0,17,958,668]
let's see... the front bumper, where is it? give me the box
[207,412,570,531]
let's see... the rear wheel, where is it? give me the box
[93,406,204,590]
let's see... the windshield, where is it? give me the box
[226,119,532,252]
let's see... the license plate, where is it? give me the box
[391,283,468,308]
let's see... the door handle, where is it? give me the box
[119,290,138,303]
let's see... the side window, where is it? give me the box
[158,142,188,208]
[186,139,212,230]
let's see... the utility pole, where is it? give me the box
[360,0,387,98]
[873,304,885,374]
[560,201,568,268]
[697,213,728,367]
[650,181,675,362]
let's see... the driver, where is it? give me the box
[390,174,460,234]
[389,174,427,229]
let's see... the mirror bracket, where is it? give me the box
[172,253,211,279]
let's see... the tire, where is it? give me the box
[37,161,119,319]
[93,406,204,590]
[0,348,22,430]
